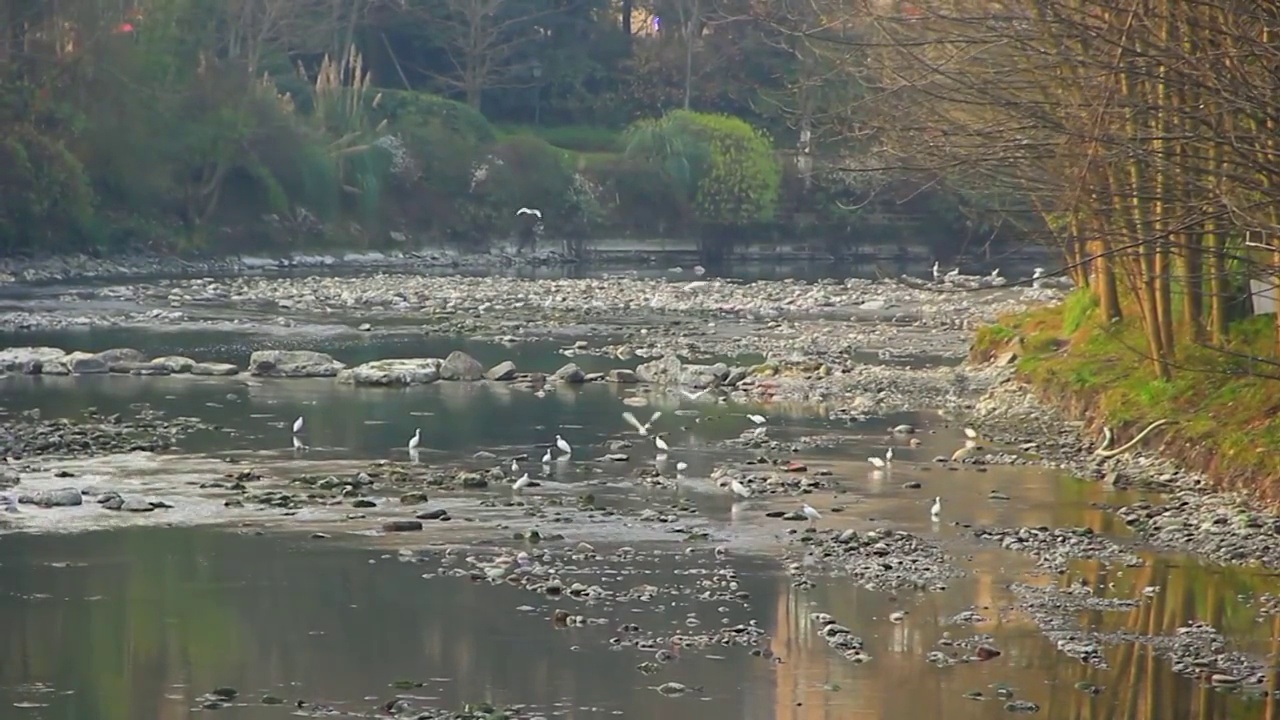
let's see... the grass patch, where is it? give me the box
[980,296,1280,498]
[496,124,623,154]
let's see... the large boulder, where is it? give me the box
[635,354,681,384]
[439,351,484,381]
[554,362,585,383]
[679,362,730,389]
[485,361,518,381]
[0,347,66,374]
[190,362,240,376]
[19,487,83,507]
[152,356,197,373]
[249,350,345,377]
[337,358,442,387]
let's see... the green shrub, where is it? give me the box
[371,90,496,144]
[499,124,622,153]
[585,154,689,234]
[461,135,574,242]
[622,110,780,227]
[0,126,97,252]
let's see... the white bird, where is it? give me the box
[292,416,304,434]
[623,410,662,435]
[802,503,822,526]
[963,427,978,439]
[886,447,894,463]
[510,458,519,474]
[746,414,766,425]
[1032,267,1045,280]
[730,479,752,499]
[654,435,670,452]
[868,456,887,469]
[675,461,689,473]
[945,267,960,280]
[889,611,907,624]
[516,207,542,218]
[681,389,708,401]
[990,268,1001,280]
[930,496,942,519]
[512,473,532,492]
[931,261,940,282]
[555,434,572,457]
[693,264,706,276]
[291,435,305,451]
[408,428,421,451]
[541,448,553,464]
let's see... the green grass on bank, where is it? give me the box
[973,290,1280,496]
[496,124,624,153]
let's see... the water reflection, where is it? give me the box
[0,528,1274,720]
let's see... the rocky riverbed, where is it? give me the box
[2,265,1278,704]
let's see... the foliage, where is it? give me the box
[623,110,781,227]
[0,125,96,251]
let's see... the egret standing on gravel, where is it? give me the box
[513,473,532,493]
[730,479,752,499]
[654,434,670,453]
[868,456,887,469]
[510,458,519,474]
[930,496,942,520]
[541,447,553,464]
[555,434,572,458]
[802,503,821,527]
[408,428,421,451]
[886,447,894,463]
[931,261,940,282]
[292,416,304,434]
[291,435,306,452]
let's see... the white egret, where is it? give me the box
[623,410,662,436]
[931,261,940,282]
[889,611,907,624]
[730,479,752,499]
[930,496,942,519]
[886,447,894,463]
[802,503,822,527]
[945,267,960,280]
[693,265,706,276]
[963,427,978,440]
[675,461,689,473]
[515,207,543,218]
[541,448,553,464]
[681,389,708,401]
[990,268,1001,281]
[292,416,304,434]
[746,414,766,425]
[555,434,572,457]
[513,473,532,493]
[291,435,305,451]
[510,458,519,474]
[654,435,670,452]
[408,428,422,451]
[1032,267,1045,280]
[868,456,887,469]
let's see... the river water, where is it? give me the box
[0,276,1277,719]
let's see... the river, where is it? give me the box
[0,265,1276,719]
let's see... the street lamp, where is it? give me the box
[530,60,543,125]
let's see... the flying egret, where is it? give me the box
[515,207,543,218]
[802,503,822,527]
[746,414,766,425]
[623,410,662,436]
[555,434,572,457]
[510,458,519,474]
[654,434,670,452]
[541,448,553,464]
[930,496,942,520]
[408,428,422,451]
[513,473,532,493]
[292,416,304,434]
[931,261,940,282]
[730,479,752,499]
[681,389,708,401]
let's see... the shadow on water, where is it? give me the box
[0,528,1275,720]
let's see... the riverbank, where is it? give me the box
[965,296,1280,569]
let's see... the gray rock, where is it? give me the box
[337,358,441,386]
[112,361,171,376]
[19,487,83,507]
[65,352,109,374]
[635,354,681,384]
[120,498,156,512]
[382,520,424,532]
[679,362,729,389]
[190,362,240,376]
[153,355,197,373]
[439,350,484,381]
[249,350,345,377]
[607,368,638,383]
[554,362,585,383]
[485,360,518,381]
[0,346,66,374]
[0,467,19,489]
[93,348,145,366]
